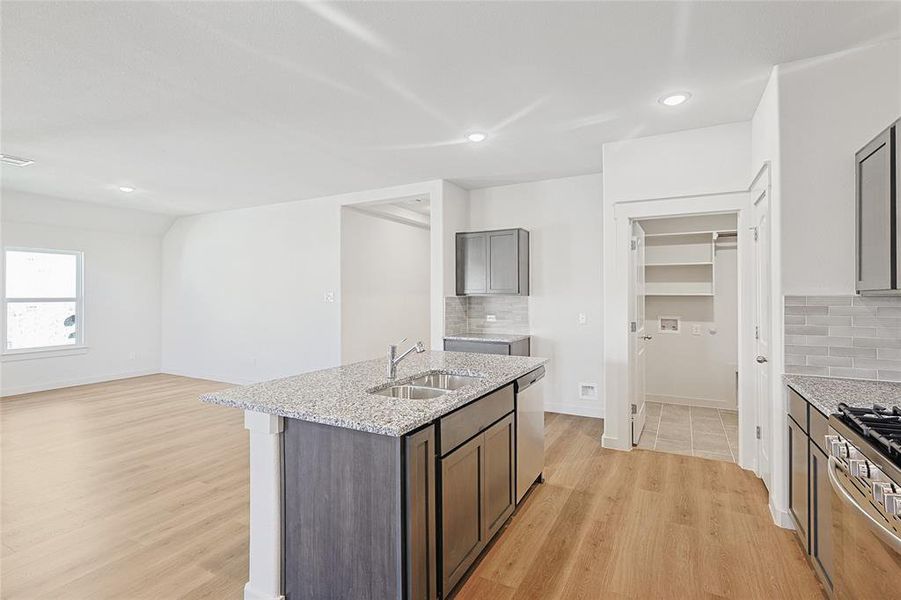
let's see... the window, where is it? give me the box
[3,248,83,353]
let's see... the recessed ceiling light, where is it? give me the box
[467,132,487,143]
[118,186,135,193]
[659,92,691,107]
[0,154,35,167]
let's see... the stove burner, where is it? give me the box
[837,403,901,466]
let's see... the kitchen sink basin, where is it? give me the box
[372,385,446,400]
[409,372,484,390]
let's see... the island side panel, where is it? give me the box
[282,418,404,600]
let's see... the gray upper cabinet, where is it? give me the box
[456,228,529,296]
[856,120,900,293]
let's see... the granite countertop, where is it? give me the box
[783,374,901,416]
[202,351,547,437]
[443,332,531,343]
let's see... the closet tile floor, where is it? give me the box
[637,402,738,463]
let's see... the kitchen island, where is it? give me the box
[203,350,547,600]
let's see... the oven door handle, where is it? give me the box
[828,456,901,554]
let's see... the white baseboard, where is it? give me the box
[646,393,737,411]
[159,367,256,386]
[769,497,794,529]
[544,401,604,419]
[1,368,159,397]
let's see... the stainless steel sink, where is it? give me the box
[409,372,483,390]
[372,385,446,400]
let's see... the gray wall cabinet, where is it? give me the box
[856,118,901,293]
[443,338,530,357]
[785,386,834,593]
[456,229,529,296]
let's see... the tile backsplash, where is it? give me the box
[444,296,530,335]
[784,295,901,381]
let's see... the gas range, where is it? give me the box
[826,403,901,597]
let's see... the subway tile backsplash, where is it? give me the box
[444,296,530,335]
[784,295,901,381]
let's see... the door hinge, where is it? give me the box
[631,239,638,250]
[752,226,759,242]
[631,403,637,415]
[756,426,762,440]
[630,321,637,333]
[755,325,760,340]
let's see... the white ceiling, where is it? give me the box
[2,1,899,215]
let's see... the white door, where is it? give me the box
[630,222,649,445]
[754,189,772,488]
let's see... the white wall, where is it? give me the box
[642,216,738,410]
[160,179,462,384]
[1,191,172,395]
[340,209,430,364]
[779,39,901,294]
[602,123,751,450]
[468,174,604,417]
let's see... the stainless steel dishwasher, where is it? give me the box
[515,366,545,503]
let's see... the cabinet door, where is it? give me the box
[440,434,486,594]
[483,414,515,539]
[788,417,809,549]
[856,127,894,292]
[810,445,834,590]
[405,425,437,600]
[487,230,519,294]
[457,233,488,294]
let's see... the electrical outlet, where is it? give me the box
[324,291,335,303]
[486,314,497,322]
[128,352,136,360]
[691,324,701,336]
[578,313,587,325]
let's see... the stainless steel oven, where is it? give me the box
[827,413,901,599]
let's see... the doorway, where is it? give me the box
[339,196,431,364]
[631,213,740,462]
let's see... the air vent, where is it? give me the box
[0,154,35,167]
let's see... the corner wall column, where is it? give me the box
[244,410,284,600]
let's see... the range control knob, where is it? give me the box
[885,492,901,516]
[873,481,894,505]
[829,438,850,459]
[849,458,870,478]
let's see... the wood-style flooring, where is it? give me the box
[1,375,825,599]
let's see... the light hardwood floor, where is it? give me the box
[1,376,825,599]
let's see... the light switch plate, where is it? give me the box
[578,313,587,324]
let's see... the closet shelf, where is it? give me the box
[645,261,713,267]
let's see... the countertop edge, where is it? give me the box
[202,357,549,437]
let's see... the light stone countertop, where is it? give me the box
[443,332,531,343]
[783,374,901,416]
[202,351,548,437]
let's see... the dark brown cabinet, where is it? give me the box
[438,387,516,596]
[440,434,487,594]
[785,386,834,593]
[405,425,437,600]
[856,119,901,293]
[788,413,809,548]
[455,229,529,296]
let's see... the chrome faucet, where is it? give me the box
[387,338,425,380]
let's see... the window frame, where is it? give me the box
[2,247,86,357]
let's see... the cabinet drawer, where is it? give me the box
[809,405,829,454]
[788,387,808,433]
[440,385,514,456]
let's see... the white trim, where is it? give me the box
[0,368,157,397]
[769,495,794,530]
[646,393,737,411]
[2,247,85,352]
[604,193,755,471]
[2,345,89,361]
[244,411,285,600]
[544,402,604,419]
